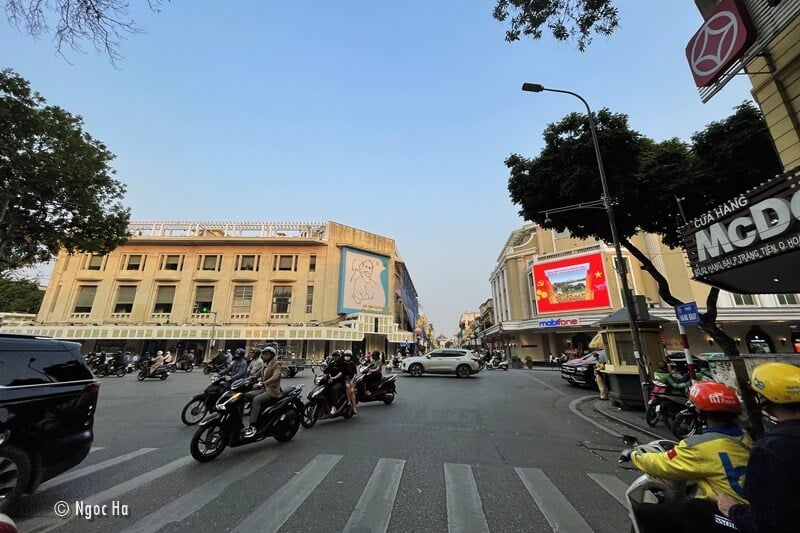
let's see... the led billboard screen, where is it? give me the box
[532,252,612,314]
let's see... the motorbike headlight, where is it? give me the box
[216,392,243,411]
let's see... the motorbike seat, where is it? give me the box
[282,387,296,397]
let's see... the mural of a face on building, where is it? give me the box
[339,248,388,313]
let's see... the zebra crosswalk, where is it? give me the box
[17,446,636,533]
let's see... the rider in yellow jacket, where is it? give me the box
[621,381,750,532]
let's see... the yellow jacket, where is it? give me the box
[631,424,751,504]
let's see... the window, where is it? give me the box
[305,285,314,313]
[73,286,98,313]
[124,254,145,271]
[232,286,253,314]
[153,286,176,313]
[194,286,215,314]
[236,255,259,271]
[271,286,292,314]
[159,254,183,271]
[309,255,317,272]
[113,285,137,313]
[732,293,757,306]
[273,255,297,272]
[198,255,221,271]
[86,254,104,270]
[776,293,799,305]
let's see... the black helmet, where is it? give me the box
[331,350,342,358]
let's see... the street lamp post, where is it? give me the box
[205,311,218,363]
[521,83,650,405]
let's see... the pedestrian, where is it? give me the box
[715,362,800,532]
[548,352,556,368]
[594,350,608,400]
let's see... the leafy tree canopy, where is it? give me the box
[0,68,130,274]
[493,0,619,50]
[0,276,43,314]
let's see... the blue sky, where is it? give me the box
[4,1,754,335]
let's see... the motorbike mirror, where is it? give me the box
[622,435,638,446]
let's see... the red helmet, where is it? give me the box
[689,381,741,414]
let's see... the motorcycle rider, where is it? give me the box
[363,350,383,396]
[149,350,165,376]
[217,348,248,381]
[324,350,347,413]
[247,348,265,378]
[211,349,227,370]
[243,346,282,438]
[715,362,800,533]
[342,350,358,414]
[620,381,750,532]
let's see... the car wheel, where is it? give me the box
[456,365,471,378]
[0,445,31,514]
[409,364,423,377]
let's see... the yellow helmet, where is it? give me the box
[750,362,800,404]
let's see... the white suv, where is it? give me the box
[401,349,482,378]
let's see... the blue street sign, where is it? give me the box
[676,302,701,325]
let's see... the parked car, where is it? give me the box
[0,334,99,513]
[401,349,483,378]
[560,353,600,387]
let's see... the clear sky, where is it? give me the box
[4,1,754,336]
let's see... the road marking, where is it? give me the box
[38,448,157,492]
[588,473,630,507]
[119,450,286,533]
[19,456,193,533]
[444,463,489,533]
[231,454,342,533]
[343,458,405,533]
[515,467,593,533]
[90,446,105,453]
[568,395,623,438]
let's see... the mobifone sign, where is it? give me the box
[682,168,800,293]
[685,0,756,87]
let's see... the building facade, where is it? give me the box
[5,221,417,359]
[485,223,800,363]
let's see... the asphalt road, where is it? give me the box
[13,367,659,532]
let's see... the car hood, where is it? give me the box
[402,356,426,364]
[563,359,595,367]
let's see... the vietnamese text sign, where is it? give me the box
[532,253,611,314]
[676,302,701,325]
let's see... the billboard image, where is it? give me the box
[338,247,389,314]
[532,252,611,314]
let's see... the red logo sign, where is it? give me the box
[685,0,756,87]
[532,253,611,314]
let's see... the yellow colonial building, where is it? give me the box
[7,221,417,360]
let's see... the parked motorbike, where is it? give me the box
[644,376,690,428]
[181,376,230,425]
[352,365,397,405]
[203,361,229,375]
[485,356,509,371]
[618,435,736,533]
[671,401,702,439]
[300,367,354,428]
[189,378,304,462]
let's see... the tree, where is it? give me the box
[0,276,43,314]
[5,0,166,63]
[492,0,619,50]
[0,68,130,274]
[506,102,781,355]
[506,102,781,435]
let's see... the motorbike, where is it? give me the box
[181,376,230,425]
[353,365,397,405]
[189,378,304,462]
[163,357,194,373]
[619,435,736,533]
[390,355,402,371]
[671,401,702,439]
[136,356,170,381]
[95,354,128,378]
[300,367,354,428]
[485,356,508,371]
[644,374,690,428]
[203,360,229,375]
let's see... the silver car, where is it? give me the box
[401,349,483,378]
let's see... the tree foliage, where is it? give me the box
[505,101,782,355]
[492,0,619,50]
[0,275,43,313]
[0,68,130,273]
[4,0,166,63]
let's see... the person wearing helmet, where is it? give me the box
[247,348,265,378]
[342,350,358,414]
[324,350,347,412]
[217,348,248,381]
[715,362,800,533]
[243,346,282,438]
[363,350,383,396]
[620,381,751,532]
[149,350,166,376]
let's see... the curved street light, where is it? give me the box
[521,82,650,405]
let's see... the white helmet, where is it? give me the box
[156,350,163,356]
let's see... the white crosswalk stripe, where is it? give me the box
[14,446,637,532]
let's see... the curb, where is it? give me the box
[592,403,671,440]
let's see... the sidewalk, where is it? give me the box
[591,398,674,440]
